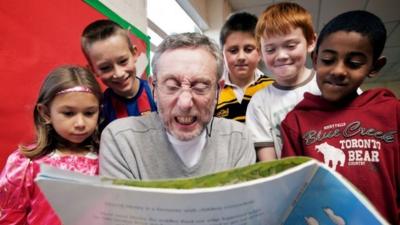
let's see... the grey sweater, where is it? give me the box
[99,112,256,180]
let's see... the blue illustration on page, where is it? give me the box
[284,167,381,225]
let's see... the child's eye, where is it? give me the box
[286,43,297,49]
[84,111,98,117]
[62,111,75,117]
[119,58,128,65]
[263,47,275,54]
[244,46,256,53]
[345,55,366,69]
[320,58,335,65]
[228,48,238,54]
[99,65,111,73]
[346,60,364,69]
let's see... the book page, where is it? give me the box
[36,160,317,225]
[283,165,389,225]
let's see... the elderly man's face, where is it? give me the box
[154,47,218,141]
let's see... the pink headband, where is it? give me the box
[56,86,93,95]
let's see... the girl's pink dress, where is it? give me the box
[0,150,98,225]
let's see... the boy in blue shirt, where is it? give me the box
[81,20,157,127]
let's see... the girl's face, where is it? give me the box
[43,92,100,146]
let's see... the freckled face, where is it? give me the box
[313,31,374,102]
[154,48,218,141]
[261,27,314,86]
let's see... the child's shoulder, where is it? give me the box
[140,78,154,90]
[249,82,277,102]
[357,88,399,105]
[1,149,34,185]
[254,75,274,85]
[4,149,30,167]
[365,88,397,98]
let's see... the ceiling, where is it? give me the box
[227,0,400,85]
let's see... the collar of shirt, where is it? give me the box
[222,68,263,103]
[167,130,206,168]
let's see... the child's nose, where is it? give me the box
[238,49,246,59]
[74,115,86,129]
[331,61,347,76]
[276,49,289,60]
[113,65,126,78]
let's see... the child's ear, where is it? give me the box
[131,45,138,56]
[218,79,225,90]
[257,47,262,62]
[85,63,99,77]
[368,56,387,78]
[311,50,318,69]
[37,104,51,124]
[307,33,317,53]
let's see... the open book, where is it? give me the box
[35,157,388,225]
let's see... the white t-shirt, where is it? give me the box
[245,71,320,158]
[167,130,206,168]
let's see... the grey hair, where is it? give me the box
[151,32,223,81]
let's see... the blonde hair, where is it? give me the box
[19,65,102,159]
[255,2,315,47]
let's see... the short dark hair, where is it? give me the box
[315,10,387,61]
[219,12,258,47]
[81,20,133,61]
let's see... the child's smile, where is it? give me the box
[314,31,374,102]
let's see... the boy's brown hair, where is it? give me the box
[219,12,258,47]
[255,2,315,47]
[81,19,134,64]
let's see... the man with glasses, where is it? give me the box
[99,32,256,180]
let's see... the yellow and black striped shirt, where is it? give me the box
[215,75,274,123]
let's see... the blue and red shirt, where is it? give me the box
[102,79,157,127]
